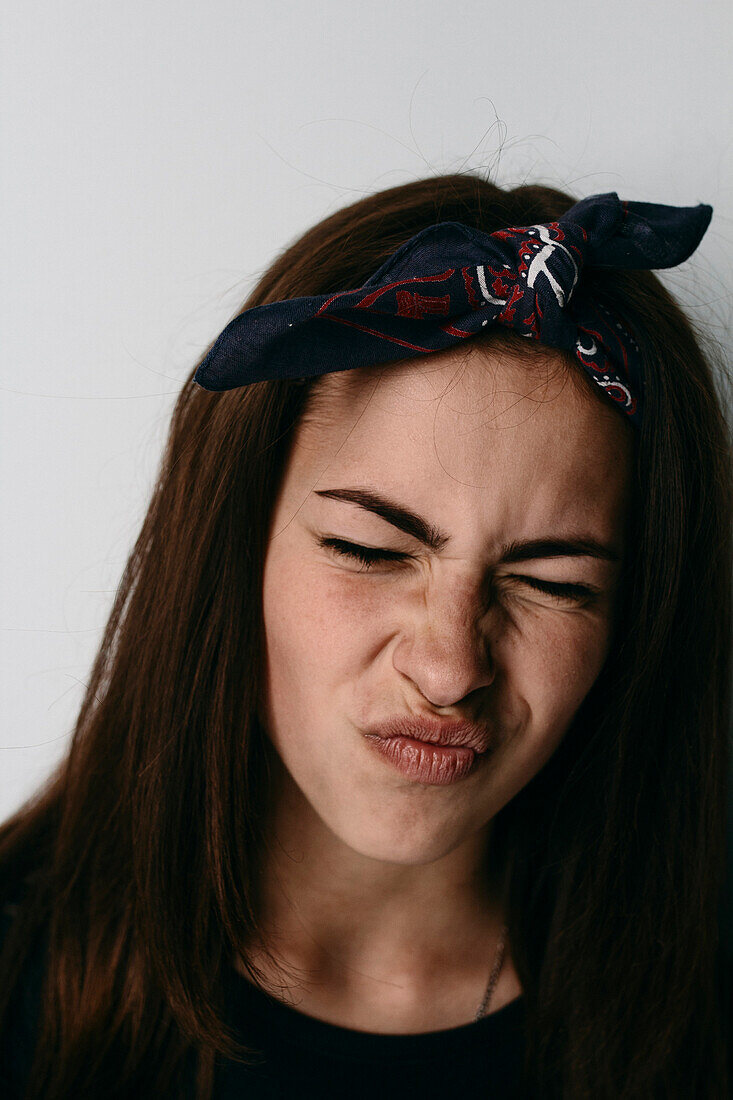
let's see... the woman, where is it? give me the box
[0,173,730,1099]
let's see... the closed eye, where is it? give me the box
[508,574,597,602]
[317,537,410,570]
[316,537,598,603]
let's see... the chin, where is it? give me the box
[333,816,473,867]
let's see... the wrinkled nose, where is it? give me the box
[391,574,497,709]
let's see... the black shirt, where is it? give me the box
[0,904,525,1098]
[216,966,526,1098]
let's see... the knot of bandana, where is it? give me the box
[193,191,712,427]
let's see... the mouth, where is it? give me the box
[362,714,494,754]
[360,715,493,786]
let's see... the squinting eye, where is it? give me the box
[317,537,410,571]
[318,536,599,602]
[504,575,597,604]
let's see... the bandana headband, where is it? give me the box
[193,192,712,427]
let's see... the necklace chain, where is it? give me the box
[473,922,508,1022]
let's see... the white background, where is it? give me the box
[2,0,732,822]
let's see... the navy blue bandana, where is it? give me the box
[193,192,712,427]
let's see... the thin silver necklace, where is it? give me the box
[473,922,508,1022]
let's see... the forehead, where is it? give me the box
[287,344,633,540]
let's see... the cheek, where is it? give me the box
[259,557,384,803]
[488,614,612,800]
[261,557,372,706]
[512,610,612,729]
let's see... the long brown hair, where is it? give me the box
[1,173,730,1098]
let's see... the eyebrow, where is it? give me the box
[312,487,621,564]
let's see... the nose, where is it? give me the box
[391,571,497,709]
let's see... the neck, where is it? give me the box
[236,762,516,1030]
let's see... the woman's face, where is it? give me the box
[259,345,633,865]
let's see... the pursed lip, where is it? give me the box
[362,715,493,755]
